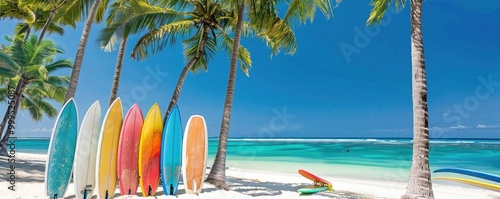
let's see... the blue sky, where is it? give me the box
[1,0,500,138]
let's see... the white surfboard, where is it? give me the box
[73,101,102,199]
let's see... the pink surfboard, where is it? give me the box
[117,104,144,195]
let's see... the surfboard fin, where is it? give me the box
[193,179,198,194]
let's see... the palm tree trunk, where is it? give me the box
[65,0,102,102]
[206,1,244,191]
[162,25,210,124]
[23,27,31,41]
[36,10,56,46]
[0,78,24,145]
[402,0,434,198]
[0,76,27,156]
[109,37,128,106]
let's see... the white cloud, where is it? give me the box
[450,125,469,130]
[22,127,53,133]
[372,128,410,133]
[476,124,500,129]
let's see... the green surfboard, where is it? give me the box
[298,186,328,194]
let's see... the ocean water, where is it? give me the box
[11,137,500,182]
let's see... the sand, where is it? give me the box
[1,153,500,199]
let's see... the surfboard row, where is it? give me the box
[44,98,208,199]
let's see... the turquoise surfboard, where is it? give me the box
[44,98,79,198]
[160,105,182,195]
[434,168,500,183]
[298,186,328,194]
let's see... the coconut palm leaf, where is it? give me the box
[99,1,184,52]
[182,28,217,72]
[367,0,406,25]
[132,19,194,60]
[0,53,20,78]
[45,59,73,72]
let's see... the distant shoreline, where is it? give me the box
[11,136,500,140]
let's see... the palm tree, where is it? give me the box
[99,0,251,123]
[21,0,97,45]
[0,0,36,40]
[101,0,132,105]
[206,0,336,190]
[367,0,433,198]
[64,0,111,102]
[0,35,72,156]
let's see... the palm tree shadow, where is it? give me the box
[226,177,373,199]
[0,155,45,183]
[226,176,308,197]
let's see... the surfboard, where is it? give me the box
[95,98,123,199]
[45,98,79,199]
[160,105,182,195]
[182,115,208,194]
[117,104,143,195]
[434,177,500,192]
[298,169,332,187]
[73,101,102,199]
[138,103,163,196]
[298,186,329,194]
[434,168,500,183]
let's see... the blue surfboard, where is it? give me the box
[434,168,500,184]
[160,106,182,195]
[44,98,79,198]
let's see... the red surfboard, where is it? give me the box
[117,104,144,195]
[298,169,332,188]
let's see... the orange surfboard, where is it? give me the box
[298,169,333,190]
[182,115,208,194]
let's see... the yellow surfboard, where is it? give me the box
[96,98,123,199]
[138,103,163,196]
[435,177,500,192]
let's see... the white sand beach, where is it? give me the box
[1,153,500,199]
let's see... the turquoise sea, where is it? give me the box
[11,137,500,182]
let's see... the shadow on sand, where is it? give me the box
[0,155,45,183]
[226,176,374,199]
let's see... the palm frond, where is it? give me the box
[367,0,406,26]
[45,59,73,72]
[13,23,30,36]
[182,27,217,72]
[256,15,297,56]
[95,0,111,23]
[50,0,91,27]
[28,38,58,65]
[99,1,185,52]
[218,30,252,76]
[20,96,43,121]
[132,19,193,60]
[0,53,21,77]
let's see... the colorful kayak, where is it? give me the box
[182,115,208,194]
[160,105,182,195]
[138,103,163,196]
[95,98,123,199]
[73,101,102,199]
[434,177,500,192]
[298,186,329,194]
[45,98,79,199]
[117,104,143,195]
[434,168,500,183]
